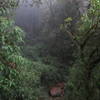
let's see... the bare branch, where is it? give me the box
[81,19,100,49]
[88,47,98,61]
[0,54,16,69]
[65,30,80,49]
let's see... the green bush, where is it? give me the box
[15,56,52,100]
[0,0,25,99]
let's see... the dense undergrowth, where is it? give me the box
[0,0,100,100]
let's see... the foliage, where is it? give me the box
[14,56,54,100]
[0,0,100,100]
[0,0,25,99]
[66,0,100,100]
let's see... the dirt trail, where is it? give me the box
[38,96,64,100]
[50,97,64,100]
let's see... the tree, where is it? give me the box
[66,0,100,100]
[0,0,25,99]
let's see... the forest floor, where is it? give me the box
[38,96,64,100]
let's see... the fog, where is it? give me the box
[16,0,88,34]
[15,0,89,61]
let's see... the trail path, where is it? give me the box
[38,96,64,100]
